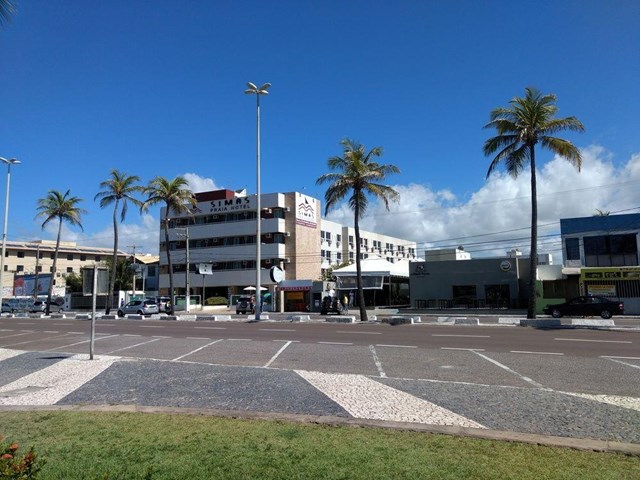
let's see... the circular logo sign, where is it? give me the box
[499,260,512,272]
[270,266,285,283]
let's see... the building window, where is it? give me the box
[50,253,55,259]
[3,265,6,271]
[17,251,24,258]
[50,266,54,272]
[584,234,637,267]
[67,267,73,273]
[80,255,87,261]
[95,255,101,262]
[565,238,580,261]
[36,266,42,273]
[147,266,156,276]
[16,265,24,272]
[67,254,74,261]
[337,252,342,261]
[349,252,354,261]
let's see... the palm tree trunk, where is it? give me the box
[164,214,174,315]
[45,218,62,315]
[527,145,538,319]
[354,200,367,322]
[106,201,119,314]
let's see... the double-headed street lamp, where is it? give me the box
[0,157,20,311]
[245,82,270,320]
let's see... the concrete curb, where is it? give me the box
[0,404,637,455]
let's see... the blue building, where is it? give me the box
[561,213,640,313]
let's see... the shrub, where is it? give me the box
[205,296,228,306]
[0,435,45,479]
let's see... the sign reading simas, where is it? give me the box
[209,197,252,213]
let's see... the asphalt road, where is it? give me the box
[1,314,639,445]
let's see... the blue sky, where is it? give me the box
[1,1,639,260]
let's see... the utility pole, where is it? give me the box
[33,244,40,300]
[127,244,138,301]
[176,228,190,313]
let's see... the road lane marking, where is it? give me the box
[510,350,564,356]
[227,338,252,341]
[105,338,161,354]
[472,351,545,388]
[264,340,293,368]
[123,334,141,337]
[561,392,640,413]
[152,336,170,338]
[0,354,118,406]
[172,339,223,361]
[369,345,387,378]
[194,327,227,330]
[337,331,382,335]
[318,341,352,345]
[273,340,300,343]
[376,344,417,349]
[187,337,211,340]
[441,347,484,351]
[43,331,59,334]
[260,328,296,332]
[603,357,640,370]
[53,323,73,326]
[16,323,35,325]
[432,334,490,338]
[554,338,632,344]
[98,324,116,327]
[139,325,165,328]
[296,371,485,428]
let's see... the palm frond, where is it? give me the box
[540,137,582,170]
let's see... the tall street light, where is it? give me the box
[244,82,270,320]
[0,157,20,312]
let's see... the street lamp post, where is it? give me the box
[0,157,19,313]
[245,82,270,320]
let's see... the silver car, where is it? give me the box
[30,299,64,313]
[117,299,159,317]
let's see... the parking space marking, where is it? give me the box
[123,334,141,337]
[105,338,161,354]
[49,334,120,351]
[172,339,223,361]
[433,334,490,338]
[376,344,417,349]
[187,337,211,340]
[511,350,564,356]
[264,340,293,368]
[273,339,300,343]
[603,357,640,370]
[472,351,545,388]
[43,331,59,334]
[369,345,387,378]
[601,355,640,360]
[0,332,32,340]
[554,338,632,344]
[1,333,79,348]
[318,341,353,345]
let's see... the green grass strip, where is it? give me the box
[0,411,638,479]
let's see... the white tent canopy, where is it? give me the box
[332,256,410,290]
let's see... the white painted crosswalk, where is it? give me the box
[296,370,486,428]
[0,352,118,406]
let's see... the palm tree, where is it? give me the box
[142,176,195,315]
[317,139,400,322]
[35,190,86,315]
[484,87,584,319]
[0,0,16,27]
[95,169,144,314]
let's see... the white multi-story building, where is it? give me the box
[159,189,417,311]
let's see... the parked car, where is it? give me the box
[1,302,13,313]
[117,299,160,317]
[236,296,254,314]
[29,299,64,313]
[542,296,624,319]
[155,296,172,312]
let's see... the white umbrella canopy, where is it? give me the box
[243,286,267,291]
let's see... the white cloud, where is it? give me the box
[326,146,640,260]
[183,173,220,193]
